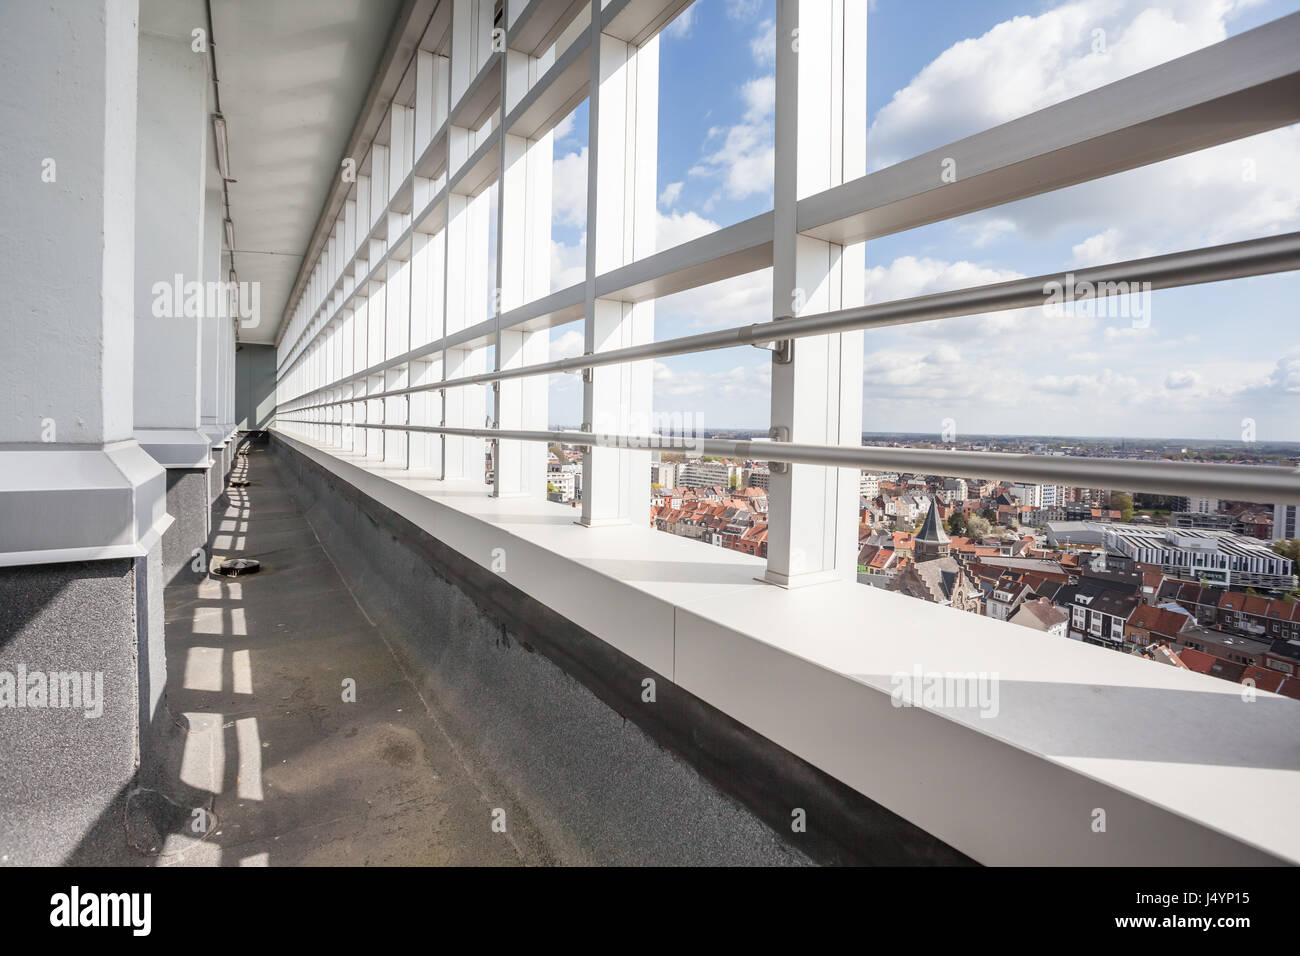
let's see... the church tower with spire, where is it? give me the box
[914,499,950,562]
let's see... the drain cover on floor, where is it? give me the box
[215,558,260,576]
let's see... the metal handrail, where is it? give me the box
[274,419,1300,505]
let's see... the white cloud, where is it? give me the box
[863,255,1055,336]
[1266,349,1300,394]
[658,266,773,332]
[726,0,764,21]
[865,256,1022,303]
[1032,368,1141,397]
[958,217,1016,249]
[659,181,684,209]
[689,97,774,202]
[657,208,717,248]
[550,237,585,291]
[654,359,771,405]
[1102,324,1155,343]
[868,0,1257,169]
[551,147,587,228]
[664,5,696,38]
[867,0,1299,260]
[679,17,778,207]
[1164,370,1201,390]
[550,328,584,360]
[652,209,771,330]
[740,75,775,123]
[1069,228,1154,267]
[751,18,776,65]
[552,112,575,142]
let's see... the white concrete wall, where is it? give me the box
[0,0,140,446]
[134,30,207,438]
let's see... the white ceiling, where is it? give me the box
[142,0,405,344]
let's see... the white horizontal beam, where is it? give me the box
[594,211,773,302]
[504,21,591,139]
[601,0,692,45]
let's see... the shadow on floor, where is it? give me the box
[66,447,534,866]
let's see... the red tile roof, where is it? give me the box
[1127,604,1190,639]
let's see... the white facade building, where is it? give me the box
[937,477,967,503]
[652,460,679,488]
[1274,503,1298,541]
[1012,482,1043,509]
[1104,525,1297,590]
[678,460,739,489]
[547,469,577,502]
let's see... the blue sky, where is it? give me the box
[544,0,1300,441]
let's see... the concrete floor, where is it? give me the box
[75,444,812,867]
[144,447,532,865]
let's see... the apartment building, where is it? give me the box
[1275,503,1299,541]
[1011,482,1043,509]
[1066,572,1144,648]
[937,477,968,503]
[1104,526,1297,591]
[547,468,577,503]
[678,459,740,489]
[651,460,679,488]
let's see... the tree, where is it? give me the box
[1110,492,1134,522]
[728,472,740,490]
[946,511,967,537]
[1273,538,1300,564]
[966,516,991,539]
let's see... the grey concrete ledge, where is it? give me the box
[202,424,229,449]
[134,427,214,469]
[0,440,172,567]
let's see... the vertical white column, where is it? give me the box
[442,0,492,484]
[0,0,169,561]
[341,305,356,451]
[222,297,235,441]
[133,31,211,471]
[494,47,553,498]
[764,0,866,587]
[409,49,449,473]
[580,12,658,527]
[201,187,226,468]
[443,186,490,481]
[410,225,446,472]
[386,256,411,467]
